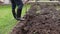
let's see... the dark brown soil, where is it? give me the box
[10,4,60,34]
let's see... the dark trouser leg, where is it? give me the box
[17,4,23,18]
[14,0,23,18]
[14,0,24,20]
[11,0,16,19]
[12,9,16,19]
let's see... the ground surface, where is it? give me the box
[11,4,60,34]
[0,5,17,34]
[0,5,30,34]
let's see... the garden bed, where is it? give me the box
[10,1,60,34]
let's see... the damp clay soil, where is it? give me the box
[10,4,60,34]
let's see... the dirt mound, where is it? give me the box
[10,4,60,34]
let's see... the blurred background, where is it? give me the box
[0,0,59,5]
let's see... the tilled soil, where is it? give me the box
[10,4,60,34]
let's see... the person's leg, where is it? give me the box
[15,0,24,20]
[17,4,23,18]
[10,0,16,19]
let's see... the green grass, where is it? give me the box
[0,5,30,34]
